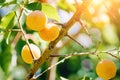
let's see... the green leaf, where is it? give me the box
[0,11,15,29]
[57,0,75,12]
[6,31,11,44]
[0,12,15,44]
[0,39,12,74]
[0,0,5,3]
[102,25,119,45]
[26,2,42,11]
[42,4,60,22]
[0,66,5,80]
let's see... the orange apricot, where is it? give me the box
[26,10,47,31]
[96,59,116,80]
[21,44,41,64]
[38,23,60,41]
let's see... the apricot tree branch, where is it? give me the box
[26,0,92,79]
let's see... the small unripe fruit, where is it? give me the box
[26,10,47,31]
[96,59,116,80]
[21,44,41,64]
[38,23,60,41]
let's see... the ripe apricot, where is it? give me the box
[26,10,47,31]
[21,44,41,64]
[38,23,60,41]
[96,59,116,79]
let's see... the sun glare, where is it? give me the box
[118,8,120,14]
[92,0,103,5]
[99,13,110,23]
[88,7,95,14]
[66,0,83,4]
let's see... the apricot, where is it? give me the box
[21,44,41,64]
[26,10,47,31]
[38,23,60,41]
[96,59,116,79]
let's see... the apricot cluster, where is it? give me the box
[96,59,116,79]
[26,10,60,41]
[21,10,60,64]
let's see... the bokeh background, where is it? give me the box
[0,0,120,80]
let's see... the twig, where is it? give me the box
[12,32,22,47]
[66,34,84,48]
[33,56,71,79]
[49,50,120,61]
[78,19,89,35]
[107,52,120,61]
[0,28,21,32]
[99,48,120,61]
[54,22,64,26]
[15,9,35,60]
[26,0,92,79]
[94,41,101,54]
[50,52,90,57]
[106,48,118,52]
[94,41,101,60]
[100,48,120,61]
